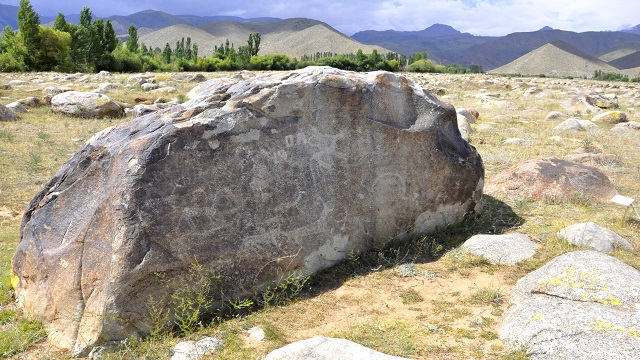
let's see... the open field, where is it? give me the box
[1,70,639,359]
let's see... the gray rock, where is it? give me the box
[562,93,618,114]
[132,104,160,118]
[171,337,221,360]
[456,114,472,141]
[9,80,29,86]
[248,327,266,341]
[553,118,584,132]
[462,233,537,265]
[97,71,113,78]
[486,157,618,201]
[545,111,568,121]
[0,103,19,121]
[43,85,71,96]
[1,83,12,90]
[186,78,237,100]
[6,101,28,113]
[19,97,43,107]
[264,337,409,360]
[141,83,158,91]
[13,67,484,353]
[591,111,628,124]
[51,91,124,119]
[611,121,640,133]
[557,222,632,253]
[501,251,640,360]
[456,108,476,124]
[504,138,526,145]
[149,86,176,94]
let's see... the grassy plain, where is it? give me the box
[0,71,639,359]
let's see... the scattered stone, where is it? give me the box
[501,251,640,360]
[562,92,618,114]
[564,153,617,166]
[189,74,206,83]
[556,222,632,253]
[553,118,584,132]
[457,114,472,141]
[545,111,568,121]
[395,263,419,277]
[96,71,113,78]
[13,67,484,353]
[1,84,12,90]
[485,157,618,201]
[98,83,119,90]
[591,111,628,124]
[149,86,176,94]
[19,97,43,107]
[0,103,19,121]
[131,104,160,118]
[504,138,526,145]
[248,327,266,342]
[524,87,543,96]
[462,233,537,265]
[6,101,28,113]
[9,80,29,86]
[141,83,159,91]
[43,85,72,96]
[264,337,409,360]
[456,108,476,123]
[171,337,221,360]
[611,121,640,133]
[51,91,124,118]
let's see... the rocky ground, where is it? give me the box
[1,69,639,359]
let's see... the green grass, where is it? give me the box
[0,317,46,358]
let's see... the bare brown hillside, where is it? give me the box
[489,41,620,78]
[139,18,391,59]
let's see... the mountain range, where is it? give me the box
[1,6,640,74]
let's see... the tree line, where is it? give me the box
[0,0,484,74]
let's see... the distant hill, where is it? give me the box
[140,18,392,59]
[0,4,18,29]
[351,24,495,63]
[457,29,640,70]
[608,50,640,70]
[489,41,620,78]
[621,24,640,35]
[598,46,640,62]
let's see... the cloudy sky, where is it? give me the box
[3,0,639,36]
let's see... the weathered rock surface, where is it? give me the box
[12,67,484,354]
[562,93,618,114]
[0,103,19,121]
[591,111,627,124]
[51,91,124,118]
[545,111,568,121]
[501,251,640,360]
[557,222,633,253]
[564,153,618,166]
[171,337,221,360]
[462,233,537,265]
[7,101,28,113]
[553,118,584,132]
[611,121,640,133]
[485,157,618,201]
[264,337,409,360]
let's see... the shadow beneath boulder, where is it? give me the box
[302,195,524,298]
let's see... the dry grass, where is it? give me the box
[1,70,639,359]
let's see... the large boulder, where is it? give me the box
[485,157,617,201]
[556,222,632,253]
[51,91,124,119]
[0,103,19,121]
[501,251,640,359]
[562,93,618,114]
[12,67,484,354]
[461,233,537,265]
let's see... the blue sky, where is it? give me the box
[2,0,639,36]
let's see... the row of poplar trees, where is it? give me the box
[0,0,140,72]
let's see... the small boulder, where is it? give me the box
[141,83,158,91]
[188,74,206,83]
[1,84,12,90]
[51,91,124,118]
[562,93,618,114]
[462,233,537,265]
[553,118,584,132]
[96,71,113,78]
[591,111,627,124]
[0,103,19,121]
[19,97,43,107]
[501,251,640,360]
[504,138,526,145]
[171,337,221,360]
[264,337,409,360]
[611,121,640,133]
[556,222,632,253]
[6,101,28,113]
[456,108,476,124]
[485,157,618,201]
[248,327,266,341]
[9,80,29,86]
[545,111,568,121]
[457,114,472,141]
[43,85,71,96]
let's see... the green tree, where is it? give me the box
[0,26,27,71]
[162,42,172,63]
[79,6,92,28]
[35,27,71,71]
[127,24,139,53]
[53,13,69,33]
[103,20,119,53]
[17,0,41,69]
[248,33,261,56]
